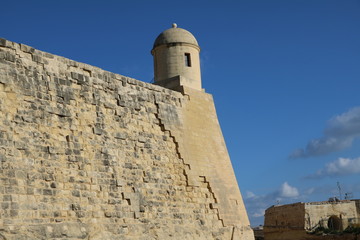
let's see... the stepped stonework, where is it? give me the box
[0,29,254,240]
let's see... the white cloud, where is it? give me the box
[304,187,315,195]
[307,157,360,178]
[290,107,360,159]
[326,107,360,138]
[246,191,257,199]
[280,182,299,198]
[252,209,265,218]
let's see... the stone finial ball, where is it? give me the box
[172,23,177,28]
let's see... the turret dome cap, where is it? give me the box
[153,24,199,49]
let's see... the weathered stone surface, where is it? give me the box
[264,200,360,240]
[0,39,253,239]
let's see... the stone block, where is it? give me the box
[0,38,7,47]
[20,44,35,54]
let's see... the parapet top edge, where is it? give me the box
[0,37,183,98]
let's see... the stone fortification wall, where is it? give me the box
[305,200,358,230]
[264,203,306,240]
[163,86,252,238]
[265,203,305,229]
[264,201,360,240]
[0,38,253,240]
[355,200,360,219]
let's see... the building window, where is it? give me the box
[185,53,191,67]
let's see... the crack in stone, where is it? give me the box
[153,99,225,227]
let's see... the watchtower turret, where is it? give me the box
[151,24,202,91]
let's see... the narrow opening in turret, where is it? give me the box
[184,53,191,67]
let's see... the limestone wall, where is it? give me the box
[0,38,253,240]
[264,201,360,240]
[264,203,305,229]
[305,201,358,230]
[355,200,360,219]
[160,86,253,239]
[264,203,306,240]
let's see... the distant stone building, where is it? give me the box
[252,226,264,240]
[264,199,360,240]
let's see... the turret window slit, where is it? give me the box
[185,53,191,67]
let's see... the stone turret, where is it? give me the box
[151,23,202,91]
[152,25,255,240]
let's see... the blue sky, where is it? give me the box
[2,0,360,227]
